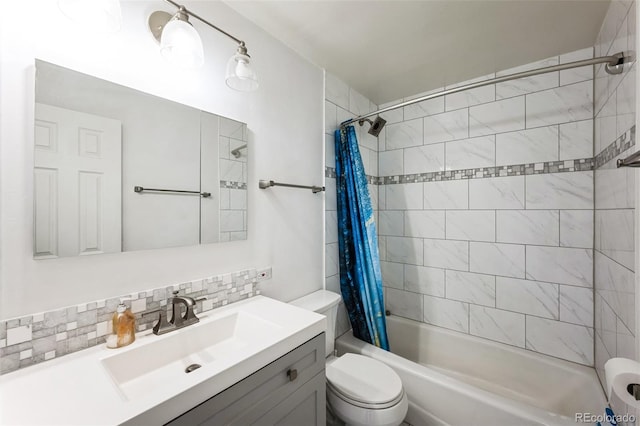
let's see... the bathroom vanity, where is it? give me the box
[0,297,326,425]
[165,334,325,425]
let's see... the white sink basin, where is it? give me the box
[101,298,302,401]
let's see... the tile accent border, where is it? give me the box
[380,158,594,184]
[326,125,636,185]
[595,125,636,169]
[220,180,248,190]
[325,167,378,185]
[326,159,594,186]
[0,268,263,375]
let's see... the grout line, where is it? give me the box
[595,247,636,273]
[524,313,527,349]
[523,172,527,210]
[524,245,527,280]
[443,207,447,240]
[524,91,528,130]
[468,300,471,333]
[557,124,561,161]
[467,177,471,211]
[558,209,562,246]
[443,267,447,299]
[557,283,561,321]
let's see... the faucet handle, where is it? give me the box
[181,296,206,323]
[142,309,162,319]
[142,308,172,335]
[192,296,207,314]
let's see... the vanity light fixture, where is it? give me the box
[155,7,204,68]
[58,0,123,33]
[149,0,259,91]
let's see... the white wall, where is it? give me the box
[0,0,324,319]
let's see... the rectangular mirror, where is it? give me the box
[33,60,248,259]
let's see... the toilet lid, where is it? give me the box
[326,353,403,405]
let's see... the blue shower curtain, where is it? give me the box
[334,125,389,350]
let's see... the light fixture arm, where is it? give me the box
[163,0,245,46]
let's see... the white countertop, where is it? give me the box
[0,296,326,425]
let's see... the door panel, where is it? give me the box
[34,103,122,258]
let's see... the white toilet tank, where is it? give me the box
[290,290,342,357]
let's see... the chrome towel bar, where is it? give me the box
[617,150,640,168]
[134,186,211,197]
[258,180,324,193]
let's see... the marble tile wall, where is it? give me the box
[593,0,637,387]
[377,47,599,366]
[325,72,379,338]
[0,268,263,375]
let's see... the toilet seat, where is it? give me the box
[327,380,405,409]
[326,353,404,408]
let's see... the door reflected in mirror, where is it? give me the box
[33,60,248,259]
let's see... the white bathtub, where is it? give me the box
[336,315,606,426]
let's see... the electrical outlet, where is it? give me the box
[257,267,272,281]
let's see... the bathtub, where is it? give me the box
[336,315,606,426]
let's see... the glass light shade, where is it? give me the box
[225,52,259,91]
[160,18,204,68]
[58,0,123,33]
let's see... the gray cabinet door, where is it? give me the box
[166,333,325,426]
[258,372,326,426]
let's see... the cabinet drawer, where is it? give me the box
[166,333,325,426]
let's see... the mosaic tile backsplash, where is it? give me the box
[0,268,262,375]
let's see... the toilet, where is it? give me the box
[291,290,408,426]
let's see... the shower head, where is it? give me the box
[230,143,247,158]
[358,116,386,137]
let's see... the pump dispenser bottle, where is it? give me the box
[106,299,136,349]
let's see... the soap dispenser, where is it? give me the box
[106,298,136,349]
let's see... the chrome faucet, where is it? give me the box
[143,290,207,335]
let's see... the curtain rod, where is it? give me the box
[340,51,633,128]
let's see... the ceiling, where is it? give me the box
[225,0,610,105]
